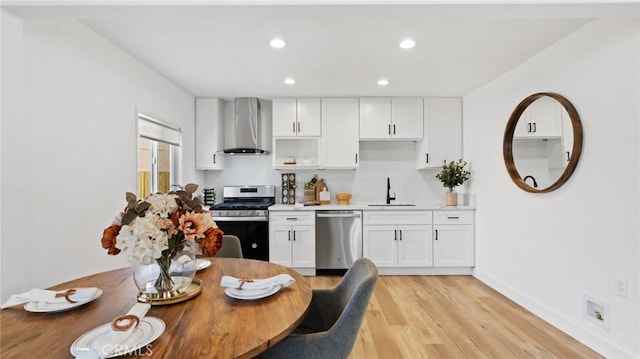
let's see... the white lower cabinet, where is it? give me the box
[269,212,315,268]
[269,208,475,275]
[433,211,475,267]
[364,209,475,270]
[363,211,433,268]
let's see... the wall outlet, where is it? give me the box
[584,295,610,330]
[615,277,629,298]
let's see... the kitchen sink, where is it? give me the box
[367,204,416,207]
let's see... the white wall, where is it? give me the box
[0,14,199,302]
[1,10,28,303]
[465,19,639,358]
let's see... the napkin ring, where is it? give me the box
[238,278,254,289]
[111,314,140,332]
[55,289,78,303]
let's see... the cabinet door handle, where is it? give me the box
[213,154,216,164]
[394,230,397,241]
[393,124,396,135]
[288,230,291,241]
[532,122,537,133]
[297,122,301,133]
[292,122,296,133]
[355,153,358,164]
[293,230,296,241]
[388,124,391,135]
[426,153,429,164]
[566,151,570,161]
[435,229,438,240]
[527,123,532,133]
[399,230,403,240]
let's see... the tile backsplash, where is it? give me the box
[204,141,464,205]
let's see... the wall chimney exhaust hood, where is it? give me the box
[223,97,269,155]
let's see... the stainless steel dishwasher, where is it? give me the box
[315,210,363,274]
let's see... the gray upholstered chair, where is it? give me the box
[259,257,378,359]
[214,234,243,258]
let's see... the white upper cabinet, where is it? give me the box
[195,98,225,170]
[561,106,573,167]
[359,98,423,140]
[321,98,359,169]
[392,98,424,140]
[272,98,297,136]
[416,98,462,169]
[514,96,563,138]
[273,98,321,137]
[359,98,391,139]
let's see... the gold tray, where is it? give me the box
[137,278,202,305]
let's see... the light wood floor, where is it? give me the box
[307,275,603,359]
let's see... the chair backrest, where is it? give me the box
[214,235,243,258]
[258,257,378,359]
[327,257,378,354]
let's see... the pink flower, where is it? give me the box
[178,212,207,241]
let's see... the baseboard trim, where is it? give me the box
[472,269,637,359]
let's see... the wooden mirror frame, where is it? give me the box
[503,92,583,193]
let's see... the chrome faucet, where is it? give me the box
[523,175,538,188]
[386,177,396,204]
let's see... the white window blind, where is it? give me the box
[138,113,181,146]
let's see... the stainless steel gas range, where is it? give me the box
[209,185,275,261]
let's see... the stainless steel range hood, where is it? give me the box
[223,97,269,155]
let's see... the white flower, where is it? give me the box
[201,212,217,229]
[116,214,169,265]
[145,193,179,218]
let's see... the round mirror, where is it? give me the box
[503,92,583,193]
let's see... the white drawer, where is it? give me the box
[433,211,474,225]
[270,211,315,226]
[364,210,432,225]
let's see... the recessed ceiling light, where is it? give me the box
[399,39,416,49]
[270,38,286,48]
[377,79,389,86]
[284,78,296,85]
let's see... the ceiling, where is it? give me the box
[3,1,638,100]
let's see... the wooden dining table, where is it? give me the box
[0,258,312,358]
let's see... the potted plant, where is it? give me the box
[435,159,471,206]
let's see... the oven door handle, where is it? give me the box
[213,216,269,222]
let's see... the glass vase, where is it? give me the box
[133,241,196,300]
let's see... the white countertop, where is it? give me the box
[268,203,475,211]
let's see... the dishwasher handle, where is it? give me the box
[316,213,361,219]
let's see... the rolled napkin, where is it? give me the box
[220,274,296,291]
[1,287,99,309]
[77,303,151,359]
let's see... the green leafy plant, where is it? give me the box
[304,174,318,190]
[435,159,470,192]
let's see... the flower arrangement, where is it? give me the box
[101,184,223,292]
[435,159,471,192]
